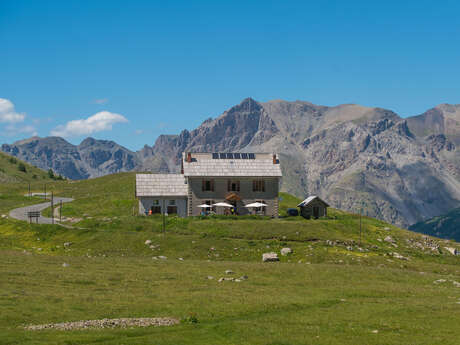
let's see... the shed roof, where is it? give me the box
[297,196,330,207]
[182,152,282,177]
[136,174,187,197]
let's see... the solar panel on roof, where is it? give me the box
[241,153,248,159]
[248,153,255,159]
[219,153,226,159]
[212,153,219,159]
[226,153,234,159]
[234,153,241,159]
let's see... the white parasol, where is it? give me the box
[212,202,233,207]
[245,202,268,208]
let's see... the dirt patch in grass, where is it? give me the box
[25,317,179,331]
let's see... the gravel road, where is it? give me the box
[9,197,74,224]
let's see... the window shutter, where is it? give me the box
[227,180,231,192]
[202,179,205,191]
[237,181,240,192]
[262,180,265,192]
[252,180,255,192]
[211,179,214,192]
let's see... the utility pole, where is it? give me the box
[162,199,166,235]
[51,192,54,225]
[60,200,62,222]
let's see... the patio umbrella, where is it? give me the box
[212,202,233,207]
[197,204,212,208]
[245,202,268,208]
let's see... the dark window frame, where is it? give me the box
[252,179,265,192]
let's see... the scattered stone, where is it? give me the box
[207,276,214,280]
[281,248,293,256]
[384,236,395,244]
[152,256,158,260]
[346,246,353,251]
[444,247,458,256]
[239,275,248,280]
[178,258,184,261]
[262,252,279,262]
[234,279,242,282]
[62,263,70,268]
[452,281,460,288]
[158,256,167,260]
[144,240,152,245]
[434,279,447,284]
[63,242,72,248]
[390,252,408,260]
[37,248,42,251]
[218,277,235,282]
[377,238,382,242]
[371,330,379,334]
[225,269,234,275]
[1,214,7,218]
[25,317,179,331]
[384,227,390,231]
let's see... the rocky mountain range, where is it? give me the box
[2,98,460,228]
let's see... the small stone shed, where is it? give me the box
[297,196,329,219]
[136,174,188,217]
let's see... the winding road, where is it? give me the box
[9,197,74,224]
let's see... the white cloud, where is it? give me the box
[50,111,128,138]
[0,98,26,123]
[2,124,37,137]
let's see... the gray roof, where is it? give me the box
[136,174,188,197]
[182,152,282,177]
[297,196,330,207]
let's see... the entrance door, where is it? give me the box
[313,206,319,219]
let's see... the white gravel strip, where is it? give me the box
[25,317,179,331]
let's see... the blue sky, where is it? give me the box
[1,0,460,150]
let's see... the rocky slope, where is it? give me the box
[2,98,460,228]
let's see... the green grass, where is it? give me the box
[1,167,460,344]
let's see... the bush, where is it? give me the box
[48,169,55,179]
[9,157,17,164]
[18,163,27,172]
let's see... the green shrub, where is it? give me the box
[18,163,27,172]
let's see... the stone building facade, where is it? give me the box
[136,152,282,217]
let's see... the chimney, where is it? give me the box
[273,154,277,164]
[186,152,192,163]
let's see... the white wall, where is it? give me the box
[138,197,187,218]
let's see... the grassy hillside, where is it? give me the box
[1,172,460,344]
[0,151,53,183]
[410,207,460,241]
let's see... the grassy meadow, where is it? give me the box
[1,154,460,344]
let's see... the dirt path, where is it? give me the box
[9,197,74,225]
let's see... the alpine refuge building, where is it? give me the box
[136,152,282,217]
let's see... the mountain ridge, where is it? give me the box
[2,98,460,228]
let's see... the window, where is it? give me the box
[205,199,216,212]
[150,205,161,214]
[253,180,265,192]
[167,205,177,214]
[153,200,159,205]
[202,179,214,192]
[169,199,176,205]
[227,180,240,192]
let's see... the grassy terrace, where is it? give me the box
[1,164,460,344]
